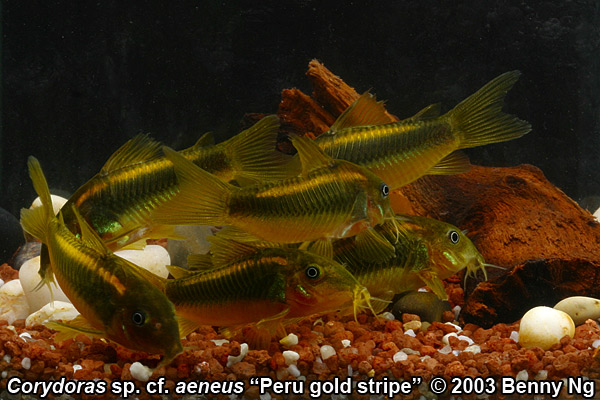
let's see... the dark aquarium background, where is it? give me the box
[2,1,599,219]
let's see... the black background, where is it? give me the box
[2,1,599,218]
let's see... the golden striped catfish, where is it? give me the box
[151,134,395,248]
[314,71,532,190]
[59,115,294,250]
[166,236,371,348]
[331,214,490,310]
[20,157,182,365]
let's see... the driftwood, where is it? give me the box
[270,60,600,327]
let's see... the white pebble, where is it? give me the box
[21,357,31,370]
[259,393,272,400]
[464,345,481,354]
[1,371,6,379]
[519,306,575,350]
[510,330,520,343]
[442,332,458,345]
[0,279,4,288]
[130,362,153,382]
[341,339,351,348]
[404,329,416,337]
[30,194,68,216]
[452,305,461,320]
[19,257,71,312]
[226,343,249,368]
[401,347,420,355]
[279,333,298,347]
[282,350,300,365]
[26,301,79,328]
[115,245,170,279]
[73,364,82,372]
[392,351,408,362]
[535,370,548,380]
[287,364,301,378]
[380,312,395,320]
[320,345,336,360]
[457,335,474,345]
[3,355,11,363]
[515,370,529,381]
[594,206,600,221]
[593,339,600,349]
[211,339,229,346]
[438,345,452,354]
[0,279,31,323]
[554,296,600,325]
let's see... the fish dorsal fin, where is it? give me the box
[427,151,471,175]
[192,132,215,148]
[407,103,441,121]
[208,235,258,266]
[100,134,163,173]
[289,135,335,176]
[329,91,392,133]
[71,205,111,254]
[354,228,396,263]
[185,254,214,271]
[300,239,333,259]
[46,315,105,342]
[177,315,201,338]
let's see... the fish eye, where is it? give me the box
[380,182,389,197]
[305,265,321,280]
[448,230,460,244]
[131,310,147,326]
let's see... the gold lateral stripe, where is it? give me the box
[256,168,365,198]
[258,256,288,266]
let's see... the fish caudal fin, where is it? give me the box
[226,115,300,182]
[449,71,531,149]
[152,146,233,226]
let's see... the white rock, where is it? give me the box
[282,350,300,365]
[516,370,529,381]
[21,357,31,370]
[594,206,600,222]
[518,306,575,350]
[30,194,68,216]
[279,333,298,347]
[554,296,600,325]
[392,351,408,362]
[320,345,336,360]
[19,257,71,313]
[341,339,351,348]
[442,332,458,345]
[26,301,79,328]
[129,362,153,382]
[509,330,519,343]
[464,345,481,354]
[115,245,170,279]
[0,279,31,323]
[226,343,248,368]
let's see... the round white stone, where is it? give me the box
[554,296,600,325]
[0,279,31,324]
[320,345,336,360]
[129,362,153,382]
[282,350,300,365]
[19,256,71,313]
[115,245,170,279]
[518,306,575,350]
[30,194,68,216]
[26,301,79,328]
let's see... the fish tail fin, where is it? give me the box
[447,71,531,149]
[20,157,54,241]
[226,115,300,182]
[152,146,233,226]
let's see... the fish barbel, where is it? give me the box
[20,157,182,365]
[59,115,293,250]
[166,236,370,347]
[151,134,394,244]
[331,214,487,308]
[314,71,531,190]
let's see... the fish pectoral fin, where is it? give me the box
[288,135,336,176]
[208,235,261,266]
[370,291,395,315]
[100,134,163,174]
[177,316,202,339]
[416,271,449,301]
[329,91,393,133]
[166,264,196,279]
[427,151,471,175]
[354,228,396,263]
[301,239,333,259]
[46,315,105,342]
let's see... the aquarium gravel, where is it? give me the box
[1,264,600,400]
